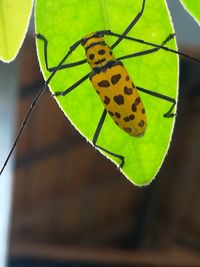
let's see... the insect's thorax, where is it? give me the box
[82,33,115,69]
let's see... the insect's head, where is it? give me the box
[81,31,110,46]
[81,31,115,69]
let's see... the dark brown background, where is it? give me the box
[7,34,200,267]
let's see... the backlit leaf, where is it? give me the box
[0,0,34,62]
[35,0,178,185]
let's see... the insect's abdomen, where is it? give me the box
[90,61,147,137]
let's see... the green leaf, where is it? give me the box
[180,0,200,25]
[0,0,34,62]
[35,0,178,186]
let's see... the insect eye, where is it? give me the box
[98,49,105,55]
[89,54,95,60]
[81,38,87,45]
[93,32,103,38]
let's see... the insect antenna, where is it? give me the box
[0,38,82,176]
[0,82,48,176]
[107,31,200,64]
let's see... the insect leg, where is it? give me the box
[111,0,146,49]
[54,73,90,97]
[107,31,200,64]
[136,86,176,118]
[35,33,87,72]
[117,33,175,61]
[92,109,125,169]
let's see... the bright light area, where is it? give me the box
[0,62,18,267]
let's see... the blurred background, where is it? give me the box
[0,1,200,266]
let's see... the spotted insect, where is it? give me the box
[52,27,178,169]
[1,0,200,175]
[82,34,147,137]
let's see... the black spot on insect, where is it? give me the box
[125,75,129,81]
[95,58,106,65]
[141,108,145,114]
[115,112,121,118]
[109,51,113,56]
[123,116,130,122]
[96,90,100,94]
[135,97,141,105]
[98,49,105,55]
[124,114,135,122]
[138,120,145,127]
[124,86,133,95]
[98,80,110,88]
[124,127,131,133]
[104,96,110,105]
[129,114,135,120]
[111,74,121,85]
[89,54,95,60]
[114,95,124,105]
[108,111,114,116]
[132,103,137,112]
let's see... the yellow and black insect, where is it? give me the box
[1,0,199,175]
[82,33,147,137]
[41,27,177,169]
